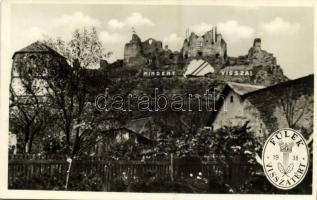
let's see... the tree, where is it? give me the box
[43,27,112,68]
[9,54,56,153]
[277,87,313,130]
[40,27,136,158]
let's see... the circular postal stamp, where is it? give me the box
[262,128,309,190]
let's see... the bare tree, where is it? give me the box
[277,86,313,129]
[9,55,53,153]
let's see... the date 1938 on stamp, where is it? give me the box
[262,128,309,190]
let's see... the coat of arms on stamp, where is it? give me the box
[262,128,309,190]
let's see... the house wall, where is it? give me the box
[11,52,69,96]
[213,91,246,128]
[212,92,270,139]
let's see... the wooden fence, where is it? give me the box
[8,154,250,191]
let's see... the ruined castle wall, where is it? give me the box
[142,39,163,57]
[123,33,145,65]
[182,30,227,59]
[187,33,199,57]
[182,41,189,58]
[124,43,143,60]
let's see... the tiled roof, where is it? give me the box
[13,41,64,58]
[227,82,265,96]
[244,74,314,98]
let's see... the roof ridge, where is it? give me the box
[243,74,314,97]
[227,81,266,89]
[13,41,64,58]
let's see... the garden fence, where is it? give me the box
[8,154,251,191]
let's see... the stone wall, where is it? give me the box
[245,75,314,137]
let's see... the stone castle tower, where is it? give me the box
[182,26,227,59]
[123,29,143,61]
[123,29,166,67]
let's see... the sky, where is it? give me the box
[10,4,314,79]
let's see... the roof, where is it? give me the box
[122,128,155,145]
[227,82,265,96]
[125,117,153,135]
[244,74,314,98]
[208,82,265,124]
[12,41,64,58]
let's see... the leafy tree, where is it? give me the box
[43,27,112,68]
[40,27,139,158]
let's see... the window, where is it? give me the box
[29,55,36,60]
[196,41,203,50]
[230,96,234,103]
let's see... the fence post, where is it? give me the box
[170,153,174,182]
[65,158,72,190]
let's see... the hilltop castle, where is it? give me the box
[121,26,287,86]
[123,26,227,67]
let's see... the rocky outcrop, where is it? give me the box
[221,38,288,85]
[247,38,277,67]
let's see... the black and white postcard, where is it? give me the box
[0,0,316,199]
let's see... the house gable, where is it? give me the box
[210,74,314,140]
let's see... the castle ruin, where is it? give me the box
[120,26,287,85]
[182,26,227,59]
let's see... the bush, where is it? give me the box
[9,172,65,190]
[68,172,103,191]
[9,171,103,191]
